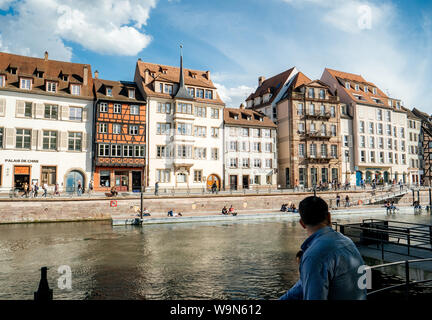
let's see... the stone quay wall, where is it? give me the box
[0,190,383,224]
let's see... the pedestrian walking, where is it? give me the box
[42,183,48,197]
[54,183,60,196]
[89,179,94,194]
[34,183,39,197]
[77,180,82,196]
[154,181,159,196]
[345,195,350,207]
[336,194,340,208]
[211,182,217,194]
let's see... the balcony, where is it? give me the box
[291,92,339,103]
[299,131,332,140]
[303,111,331,120]
[305,154,334,163]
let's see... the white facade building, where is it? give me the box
[223,107,277,190]
[406,109,423,185]
[134,57,225,191]
[0,52,94,193]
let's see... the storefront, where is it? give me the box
[13,165,31,190]
[94,167,144,192]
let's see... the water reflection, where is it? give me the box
[0,213,431,300]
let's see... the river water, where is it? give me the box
[1,212,432,300]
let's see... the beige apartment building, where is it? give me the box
[321,68,409,186]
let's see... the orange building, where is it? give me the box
[93,78,146,192]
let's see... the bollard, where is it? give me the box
[34,267,53,300]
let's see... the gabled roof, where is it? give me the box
[135,60,224,105]
[325,68,395,108]
[0,51,93,99]
[224,107,276,128]
[291,72,312,89]
[246,67,296,109]
[94,79,145,103]
[402,107,421,120]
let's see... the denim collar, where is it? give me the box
[300,226,333,252]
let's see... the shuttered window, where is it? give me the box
[16,129,31,149]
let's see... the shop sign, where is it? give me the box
[5,159,39,163]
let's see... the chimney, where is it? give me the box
[44,51,48,61]
[94,70,99,79]
[83,65,88,86]
[258,76,265,87]
[239,103,245,110]
[144,69,149,84]
[206,70,211,80]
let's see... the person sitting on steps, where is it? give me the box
[110,186,118,197]
[222,206,228,215]
[229,205,237,216]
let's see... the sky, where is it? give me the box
[0,0,431,111]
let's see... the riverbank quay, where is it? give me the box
[0,189,378,224]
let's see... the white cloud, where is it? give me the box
[214,83,255,108]
[0,0,156,61]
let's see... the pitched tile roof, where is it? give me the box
[94,79,145,103]
[291,71,312,89]
[135,60,224,105]
[0,51,93,99]
[325,68,395,108]
[224,107,276,128]
[246,67,296,109]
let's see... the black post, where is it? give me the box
[140,186,143,220]
[412,189,415,205]
[417,190,420,205]
[34,267,53,300]
[429,188,431,210]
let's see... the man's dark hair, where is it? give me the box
[298,196,329,226]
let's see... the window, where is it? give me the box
[44,104,58,119]
[330,106,335,117]
[197,89,204,98]
[230,158,238,168]
[229,141,237,151]
[129,105,139,115]
[106,87,113,96]
[359,121,365,133]
[265,142,272,152]
[320,105,325,115]
[373,88,377,94]
[386,124,391,135]
[400,127,405,138]
[20,78,31,90]
[43,131,57,150]
[253,142,261,152]
[402,154,406,164]
[253,159,261,168]
[123,145,133,157]
[369,137,375,148]
[331,125,336,136]
[319,89,325,99]
[128,89,135,99]
[360,136,365,148]
[211,127,219,138]
[360,150,366,162]
[164,84,173,94]
[378,137,384,148]
[310,144,317,157]
[156,169,171,183]
[309,103,315,115]
[113,124,121,134]
[194,147,207,160]
[321,124,326,136]
[321,144,328,158]
[41,166,57,185]
[100,171,110,187]
[24,102,32,117]
[344,135,349,147]
[393,126,397,137]
[134,145,144,158]
[254,175,261,185]
[99,123,108,133]
[364,86,368,93]
[129,125,139,135]
[242,158,249,168]
[210,108,219,119]
[0,75,5,87]
[113,104,121,113]
[71,84,81,95]
[299,144,305,157]
[68,132,82,151]
[368,122,374,134]
[297,103,304,115]
[386,111,391,121]
[188,87,195,97]
[194,126,206,137]
[240,127,249,136]
[379,152,384,163]
[194,170,203,182]
[387,138,392,149]
[345,82,350,89]
[156,145,171,158]
[177,123,192,135]
[341,105,347,115]
[111,144,121,157]
[331,145,337,158]
[388,152,393,164]
[0,127,3,148]
[157,123,171,135]
[177,145,192,158]
[46,81,57,93]
[211,148,219,160]
[298,123,305,133]
[176,103,192,114]
[377,109,382,121]
[377,123,383,135]
[98,144,109,156]
[253,128,261,137]
[16,129,31,149]
[355,84,359,91]
[308,88,315,98]
[69,107,82,121]
[205,90,213,99]
[99,102,108,113]
[265,159,272,168]
[157,102,171,114]
[194,106,206,117]
[401,141,405,151]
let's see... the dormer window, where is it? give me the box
[46,81,57,93]
[196,89,204,98]
[164,84,173,94]
[70,84,81,95]
[35,71,44,78]
[355,84,359,91]
[205,90,213,99]
[396,101,401,109]
[20,77,32,90]
[364,86,368,93]
[372,88,377,94]
[161,67,168,74]
[128,89,135,99]
[345,82,350,89]
[61,74,68,81]
[188,87,195,97]
[106,87,113,97]
[0,75,5,87]
[9,67,17,75]
[190,72,197,79]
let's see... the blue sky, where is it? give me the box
[0,0,431,111]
